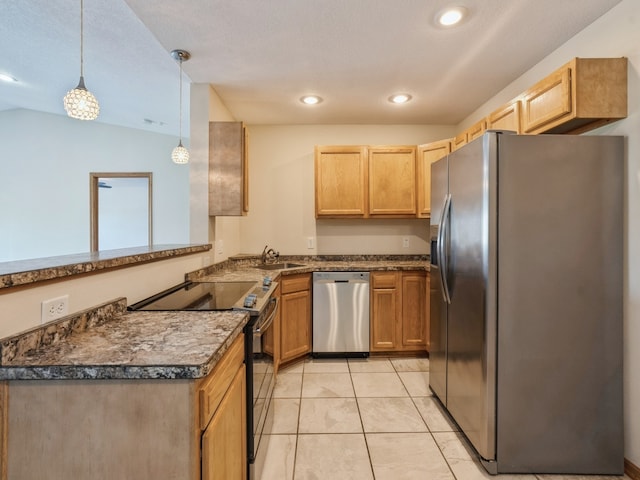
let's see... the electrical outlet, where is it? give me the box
[307,237,315,249]
[202,255,211,267]
[216,240,224,255]
[402,237,410,248]
[41,295,69,323]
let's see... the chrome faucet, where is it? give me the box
[261,245,280,264]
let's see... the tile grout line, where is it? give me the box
[349,356,381,480]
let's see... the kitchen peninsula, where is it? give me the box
[0,296,248,479]
[0,250,429,479]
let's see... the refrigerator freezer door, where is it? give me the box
[429,157,449,404]
[446,134,497,462]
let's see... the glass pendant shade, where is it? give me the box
[64,76,100,120]
[172,141,190,164]
[64,0,99,121]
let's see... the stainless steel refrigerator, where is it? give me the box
[429,131,623,474]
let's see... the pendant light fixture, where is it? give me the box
[63,0,100,120]
[170,49,191,164]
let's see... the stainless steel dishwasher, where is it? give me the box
[312,272,370,357]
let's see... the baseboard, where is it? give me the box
[626,458,640,480]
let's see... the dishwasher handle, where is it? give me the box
[315,279,369,284]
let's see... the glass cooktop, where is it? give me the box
[129,281,259,311]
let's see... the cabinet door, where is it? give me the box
[521,65,572,134]
[370,272,400,351]
[416,140,451,218]
[280,289,311,363]
[201,365,247,480]
[368,146,417,216]
[209,121,248,216]
[466,119,487,142]
[315,146,367,217]
[487,100,521,133]
[401,272,427,350]
[451,132,467,152]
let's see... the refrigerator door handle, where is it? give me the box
[437,193,452,304]
[435,195,447,302]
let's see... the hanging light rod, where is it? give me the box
[170,49,191,164]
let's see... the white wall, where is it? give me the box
[238,124,454,255]
[457,0,640,466]
[0,109,190,262]
[0,251,209,338]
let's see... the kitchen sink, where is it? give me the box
[256,262,305,270]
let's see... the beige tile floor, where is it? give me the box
[255,356,630,480]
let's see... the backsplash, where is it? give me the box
[0,298,127,364]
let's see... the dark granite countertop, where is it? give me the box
[0,298,248,381]
[188,254,430,283]
[0,254,427,381]
[0,244,212,290]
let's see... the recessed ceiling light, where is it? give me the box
[0,72,18,83]
[388,93,412,104]
[300,95,323,105]
[436,6,467,26]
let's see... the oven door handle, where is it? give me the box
[254,297,278,335]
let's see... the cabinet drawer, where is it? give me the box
[371,272,398,289]
[281,274,311,294]
[198,333,245,430]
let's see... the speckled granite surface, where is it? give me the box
[188,254,430,282]
[0,301,247,381]
[0,244,211,290]
[0,254,426,381]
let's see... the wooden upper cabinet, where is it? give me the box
[209,122,249,216]
[451,119,487,152]
[451,132,467,152]
[466,119,487,142]
[368,146,417,216]
[487,99,521,133]
[417,139,451,218]
[315,145,367,217]
[521,57,627,134]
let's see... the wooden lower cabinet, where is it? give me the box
[2,334,246,480]
[201,364,246,480]
[279,274,312,364]
[401,272,428,349]
[370,271,429,353]
[370,272,402,350]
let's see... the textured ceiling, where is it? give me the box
[0,0,623,135]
